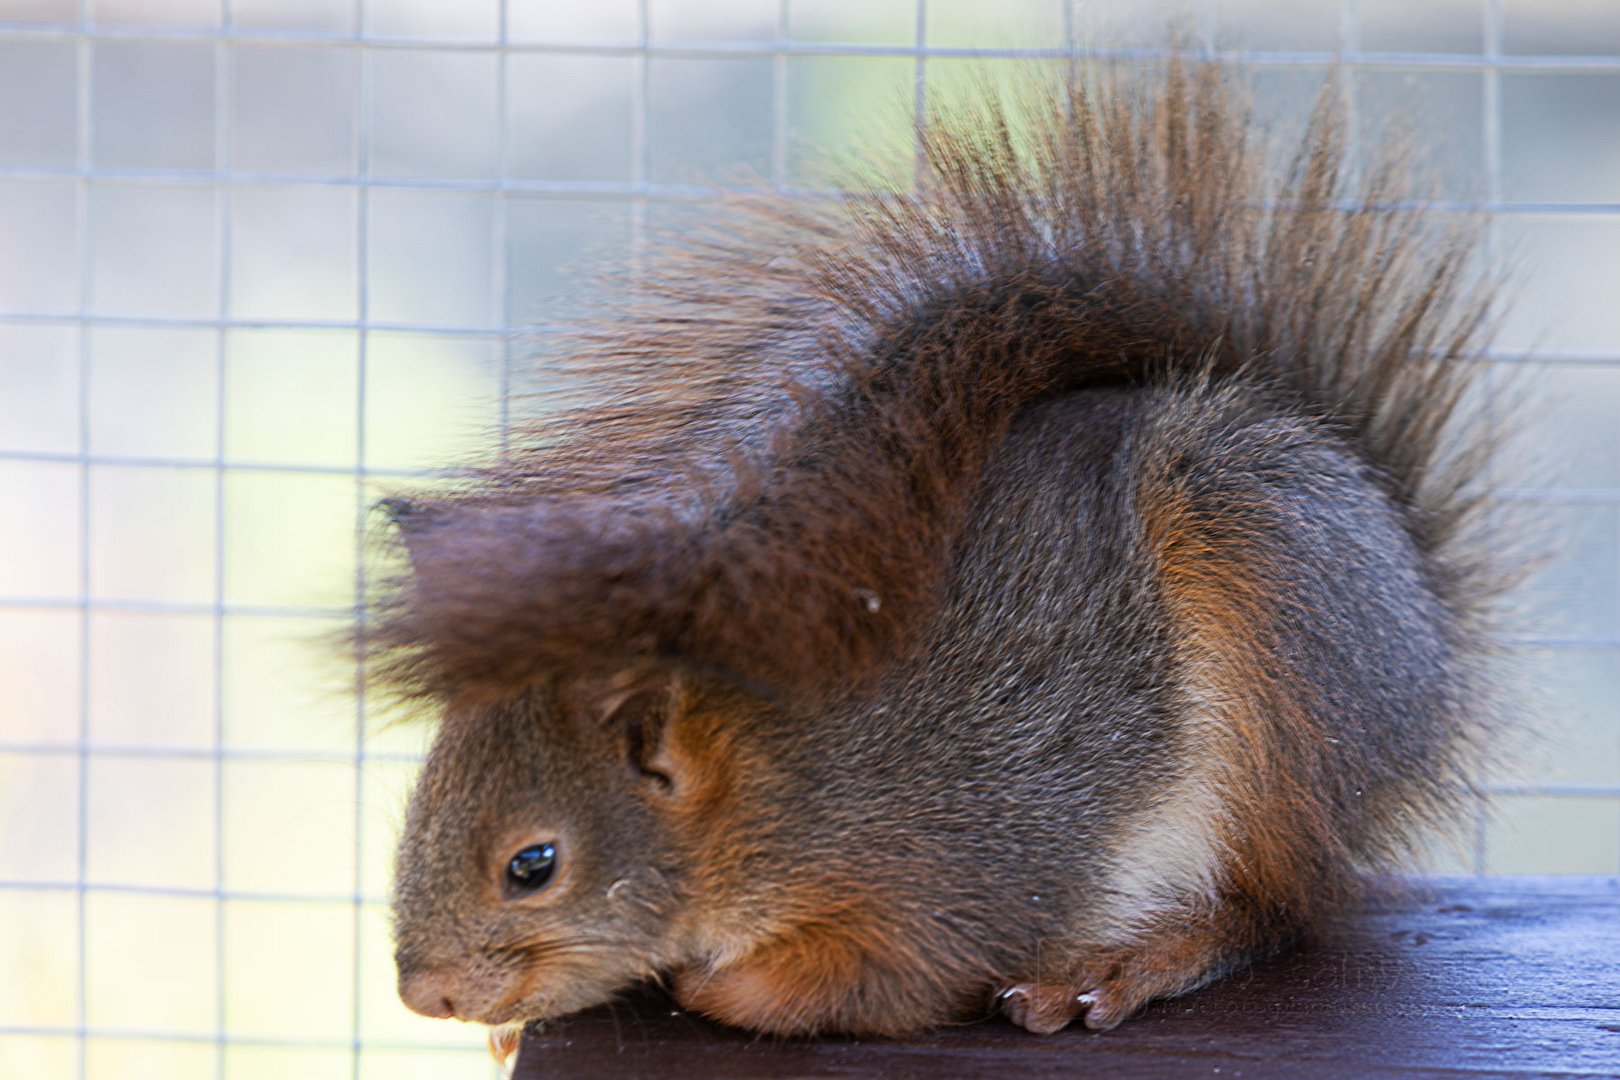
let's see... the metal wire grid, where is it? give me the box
[0,0,1615,1076]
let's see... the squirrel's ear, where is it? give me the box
[583,671,687,795]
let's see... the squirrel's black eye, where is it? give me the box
[505,843,557,893]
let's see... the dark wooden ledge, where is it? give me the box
[514,877,1620,1079]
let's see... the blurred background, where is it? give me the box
[0,0,1617,1077]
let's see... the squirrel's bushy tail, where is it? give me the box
[368,57,1497,705]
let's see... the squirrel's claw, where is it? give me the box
[1076,984,1132,1031]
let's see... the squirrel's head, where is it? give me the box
[391,671,729,1027]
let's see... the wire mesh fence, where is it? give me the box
[0,0,1617,1077]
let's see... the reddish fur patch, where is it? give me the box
[1139,480,1340,924]
[673,901,940,1037]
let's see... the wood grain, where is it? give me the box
[513,877,1620,1078]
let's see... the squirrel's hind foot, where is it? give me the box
[996,958,1151,1034]
[997,951,1196,1034]
[999,900,1279,1033]
[997,982,1092,1034]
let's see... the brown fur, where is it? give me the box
[377,55,1511,1039]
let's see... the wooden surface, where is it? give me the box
[513,877,1620,1078]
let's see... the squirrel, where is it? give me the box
[367,56,1508,1039]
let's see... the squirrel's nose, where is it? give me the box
[399,968,462,1020]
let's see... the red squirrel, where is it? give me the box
[367,57,1508,1039]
